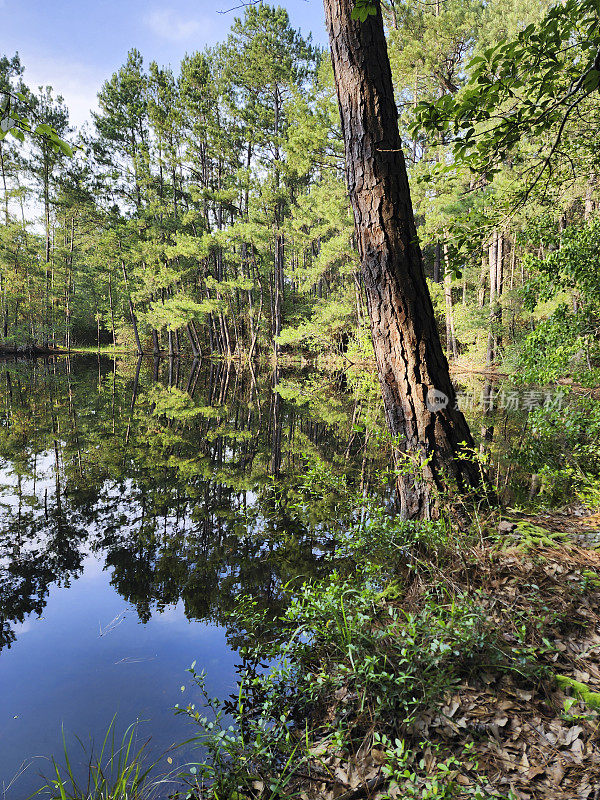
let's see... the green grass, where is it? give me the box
[30,718,178,800]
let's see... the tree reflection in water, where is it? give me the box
[0,356,388,653]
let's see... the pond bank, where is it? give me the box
[172,510,600,800]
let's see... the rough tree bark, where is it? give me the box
[323,0,488,518]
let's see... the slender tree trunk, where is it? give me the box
[272,86,284,360]
[433,241,441,283]
[487,230,503,365]
[323,0,488,518]
[108,271,117,349]
[249,252,264,361]
[152,328,160,356]
[443,242,457,360]
[1,273,7,342]
[496,233,504,348]
[43,160,51,349]
[477,244,488,308]
[65,216,75,351]
[186,322,200,357]
[190,320,202,354]
[121,259,143,355]
[0,144,9,224]
[509,235,517,291]
[273,233,284,358]
[486,232,497,366]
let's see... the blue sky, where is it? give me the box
[0,0,328,127]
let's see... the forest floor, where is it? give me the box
[285,513,600,800]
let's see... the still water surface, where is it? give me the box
[0,357,383,797]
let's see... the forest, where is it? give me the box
[0,0,594,374]
[1,0,600,797]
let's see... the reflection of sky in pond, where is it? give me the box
[0,553,238,798]
[0,557,237,800]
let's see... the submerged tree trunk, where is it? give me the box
[323,0,488,518]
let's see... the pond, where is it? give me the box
[0,356,388,797]
[0,355,570,796]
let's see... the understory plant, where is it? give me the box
[176,512,540,799]
[508,393,600,506]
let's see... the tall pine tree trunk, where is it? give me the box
[433,241,442,283]
[273,233,284,358]
[478,245,488,309]
[121,260,143,356]
[487,230,503,366]
[443,240,457,360]
[323,0,487,518]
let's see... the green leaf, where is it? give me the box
[583,69,600,91]
[55,139,74,157]
[34,123,55,136]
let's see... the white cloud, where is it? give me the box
[21,51,103,129]
[144,7,209,43]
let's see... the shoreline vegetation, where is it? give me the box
[184,508,600,800]
[36,497,600,800]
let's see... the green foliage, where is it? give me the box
[351,0,378,22]
[524,221,600,306]
[518,305,586,383]
[414,0,600,179]
[178,569,500,795]
[335,503,450,563]
[0,89,73,155]
[373,734,492,799]
[178,524,543,797]
[507,393,600,506]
